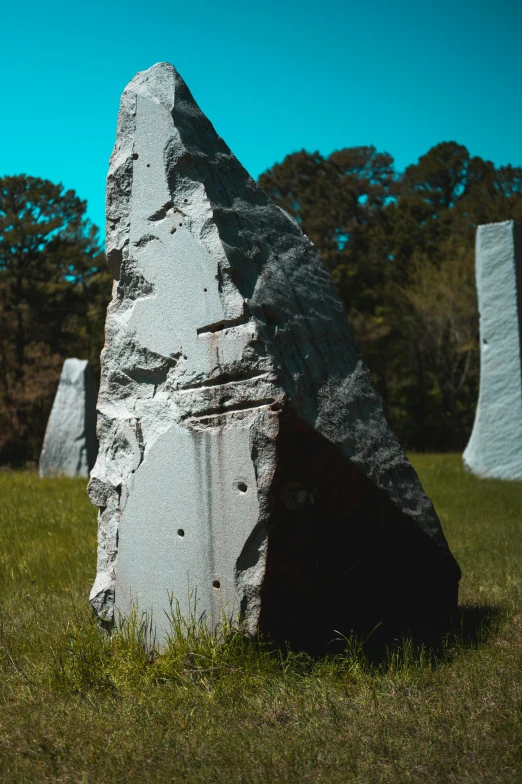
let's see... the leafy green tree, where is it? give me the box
[384,144,522,447]
[259,147,400,391]
[259,142,522,450]
[392,241,478,449]
[259,146,396,288]
[0,175,110,464]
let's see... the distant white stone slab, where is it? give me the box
[464,220,522,480]
[89,63,460,648]
[39,358,98,478]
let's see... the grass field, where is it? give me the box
[0,454,521,783]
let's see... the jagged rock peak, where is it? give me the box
[89,63,460,649]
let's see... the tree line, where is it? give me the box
[260,142,522,450]
[0,176,110,465]
[1,142,521,464]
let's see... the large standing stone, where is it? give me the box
[39,358,98,478]
[89,62,460,647]
[464,220,522,480]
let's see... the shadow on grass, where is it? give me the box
[50,600,507,696]
[452,602,504,646]
[334,602,506,668]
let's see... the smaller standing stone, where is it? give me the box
[464,220,522,479]
[39,358,98,478]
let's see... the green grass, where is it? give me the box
[0,455,521,783]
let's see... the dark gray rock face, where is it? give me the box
[89,62,460,648]
[39,358,98,478]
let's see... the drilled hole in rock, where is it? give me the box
[238,482,248,493]
[179,222,182,226]
[177,529,185,538]
[183,355,187,360]
[170,228,176,234]
[184,198,188,202]
[204,288,208,292]
[146,164,150,168]
[213,580,221,590]
[132,153,139,160]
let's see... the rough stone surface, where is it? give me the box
[39,358,98,478]
[464,220,522,480]
[89,62,460,647]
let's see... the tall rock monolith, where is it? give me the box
[464,220,522,480]
[39,358,98,478]
[88,62,460,648]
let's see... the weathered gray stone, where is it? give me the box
[89,62,460,647]
[464,220,522,480]
[39,358,98,478]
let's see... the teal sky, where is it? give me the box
[1,0,521,237]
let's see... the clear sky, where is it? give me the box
[1,0,521,237]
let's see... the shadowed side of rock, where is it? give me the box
[258,413,458,649]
